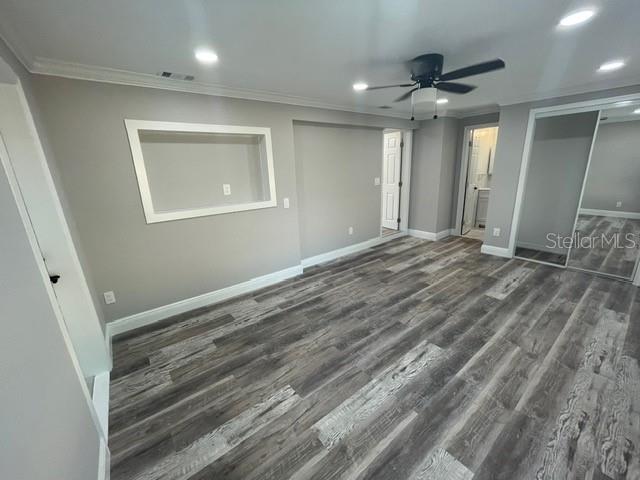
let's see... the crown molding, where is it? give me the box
[0,27,35,72]
[498,75,640,108]
[30,57,416,119]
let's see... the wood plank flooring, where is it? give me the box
[515,246,567,266]
[109,235,640,480]
[568,214,640,279]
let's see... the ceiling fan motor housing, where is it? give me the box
[411,53,444,85]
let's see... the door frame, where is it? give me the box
[507,92,640,260]
[454,122,499,236]
[380,129,413,236]
[0,80,110,376]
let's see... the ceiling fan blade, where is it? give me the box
[438,59,505,81]
[435,82,476,94]
[394,88,419,102]
[366,83,416,90]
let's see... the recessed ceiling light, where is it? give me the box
[634,108,640,114]
[559,9,595,27]
[195,49,219,65]
[598,60,625,72]
[353,82,368,91]
[436,98,449,105]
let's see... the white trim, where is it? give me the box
[634,263,640,287]
[480,244,512,258]
[301,233,406,268]
[124,119,277,223]
[579,208,640,220]
[24,57,640,120]
[399,130,413,233]
[564,110,602,265]
[107,264,304,337]
[408,228,454,241]
[455,122,499,235]
[31,58,413,119]
[97,438,110,480]
[506,108,537,257]
[92,371,110,440]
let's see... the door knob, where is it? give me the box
[49,274,61,284]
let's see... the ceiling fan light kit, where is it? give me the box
[360,53,506,119]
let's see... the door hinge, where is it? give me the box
[397,218,401,224]
[468,140,473,147]
[400,141,404,148]
[398,181,403,188]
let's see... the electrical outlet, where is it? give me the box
[348,226,354,235]
[283,197,290,209]
[492,227,501,237]
[223,184,231,196]
[374,177,381,186]
[103,291,116,305]
[616,201,622,208]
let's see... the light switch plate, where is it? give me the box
[283,197,290,209]
[103,291,116,305]
[374,177,381,186]
[223,184,231,196]
[616,201,622,208]
[492,227,501,237]
[348,226,354,235]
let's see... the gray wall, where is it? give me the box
[31,75,412,321]
[582,120,640,213]
[409,117,460,233]
[516,112,598,253]
[0,141,101,480]
[141,132,267,211]
[483,84,640,250]
[294,122,382,258]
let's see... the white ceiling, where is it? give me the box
[1,0,639,117]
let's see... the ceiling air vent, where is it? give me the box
[158,71,195,81]
[378,105,391,109]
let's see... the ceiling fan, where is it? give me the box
[363,53,505,108]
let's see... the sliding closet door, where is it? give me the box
[515,111,599,266]
[567,105,640,279]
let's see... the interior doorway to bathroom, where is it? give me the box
[458,125,499,241]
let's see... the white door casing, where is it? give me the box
[382,131,402,230]
[0,82,110,378]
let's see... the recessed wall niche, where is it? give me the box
[125,120,277,223]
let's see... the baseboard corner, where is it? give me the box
[480,244,512,258]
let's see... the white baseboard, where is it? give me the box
[301,232,406,268]
[480,244,512,258]
[92,371,110,440]
[97,438,110,480]
[107,264,303,337]
[580,208,640,220]
[408,228,454,241]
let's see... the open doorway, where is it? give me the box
[456,125,499,241]
[379,129,412,238]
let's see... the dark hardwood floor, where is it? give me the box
[109,235,640,480]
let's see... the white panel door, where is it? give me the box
[382,131,402,230]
